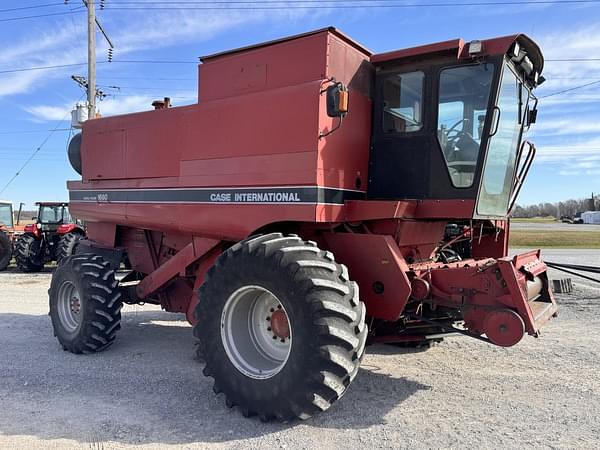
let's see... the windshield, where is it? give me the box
[437,64,495,188]
[0,205,13,228]
[477,62,524,216]
[39,206,67,224]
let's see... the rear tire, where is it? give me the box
[14,234,44,272]
[56,231,84,263]
[0,231,11,271]
[48,253,122,353]
[194,233,367,421]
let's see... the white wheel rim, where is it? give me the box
[220,285,292,380]
[57,280,82,333]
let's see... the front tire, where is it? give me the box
[194,233,367,421]
[14,234,44,272]
[49,254,122,353]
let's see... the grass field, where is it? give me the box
[511,217,557,223]
[509,230,600,249]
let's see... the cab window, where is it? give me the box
[383,71,424,133]
[437,64,494,187]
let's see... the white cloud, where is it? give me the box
[24,90,197,122]
[2,5,320,100]
[532,118,600,137]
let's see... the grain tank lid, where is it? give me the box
[199,27,372,63]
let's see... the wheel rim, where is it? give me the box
[221,285,292,380]
[57,280,82,333]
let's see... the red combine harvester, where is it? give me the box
[53,28,557,421]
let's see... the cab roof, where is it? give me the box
[200,27,543,77]
[371,34,544,75]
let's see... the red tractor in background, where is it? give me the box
[0,201,24,270]
[15,202,85,272]
[53,28,557,421]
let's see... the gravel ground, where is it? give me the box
[0,251,599,449]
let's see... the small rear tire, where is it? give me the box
[194,233,367,421]
[0,231,11,271]
[49,253,122,353]
[14,234,44,272]
[56,231,84,263]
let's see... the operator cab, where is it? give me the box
[368,35,543,218]
[35,202,74,231]
[0,202,14,229]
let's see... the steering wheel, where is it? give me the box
[445,118,471,142]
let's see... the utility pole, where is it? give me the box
[87,0,96,118]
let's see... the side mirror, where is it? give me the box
[326,83,349,118]
[527,107,538,125]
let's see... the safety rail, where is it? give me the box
[509,140,536,214]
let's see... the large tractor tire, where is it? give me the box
[0,231,11,271]
[194,233,367,422]
[56,231,84,263]
[49,254,122,353]
[14,234,44,272]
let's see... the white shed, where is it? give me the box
[581,211,600,224]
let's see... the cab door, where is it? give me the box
[368,68,434,200]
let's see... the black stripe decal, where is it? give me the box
[69,186,365,205]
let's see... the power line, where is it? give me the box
[101,0,600,10]
[98,84,194,91]
[107,0,600,4]
[0,121,70,195]
[540,79,600,98]
[0,10,82,22]
[0,60,198,75]
[0,2,65,13]
[0,129,72,135]
[100,75,196,80]
[0,95,83,195]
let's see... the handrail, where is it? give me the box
[508,140,536,214]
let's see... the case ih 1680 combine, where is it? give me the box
[53,28,557,421]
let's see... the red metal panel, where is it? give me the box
[183,81,321,162]
[82,128,126,180]
[323,233,412,321]
[180,151,316,187]
[414,199,475,219]
[136,237,220,299]
[199,32,328,102]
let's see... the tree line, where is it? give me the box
[512,196,598,218]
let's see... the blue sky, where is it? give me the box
[0,0,599,209]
